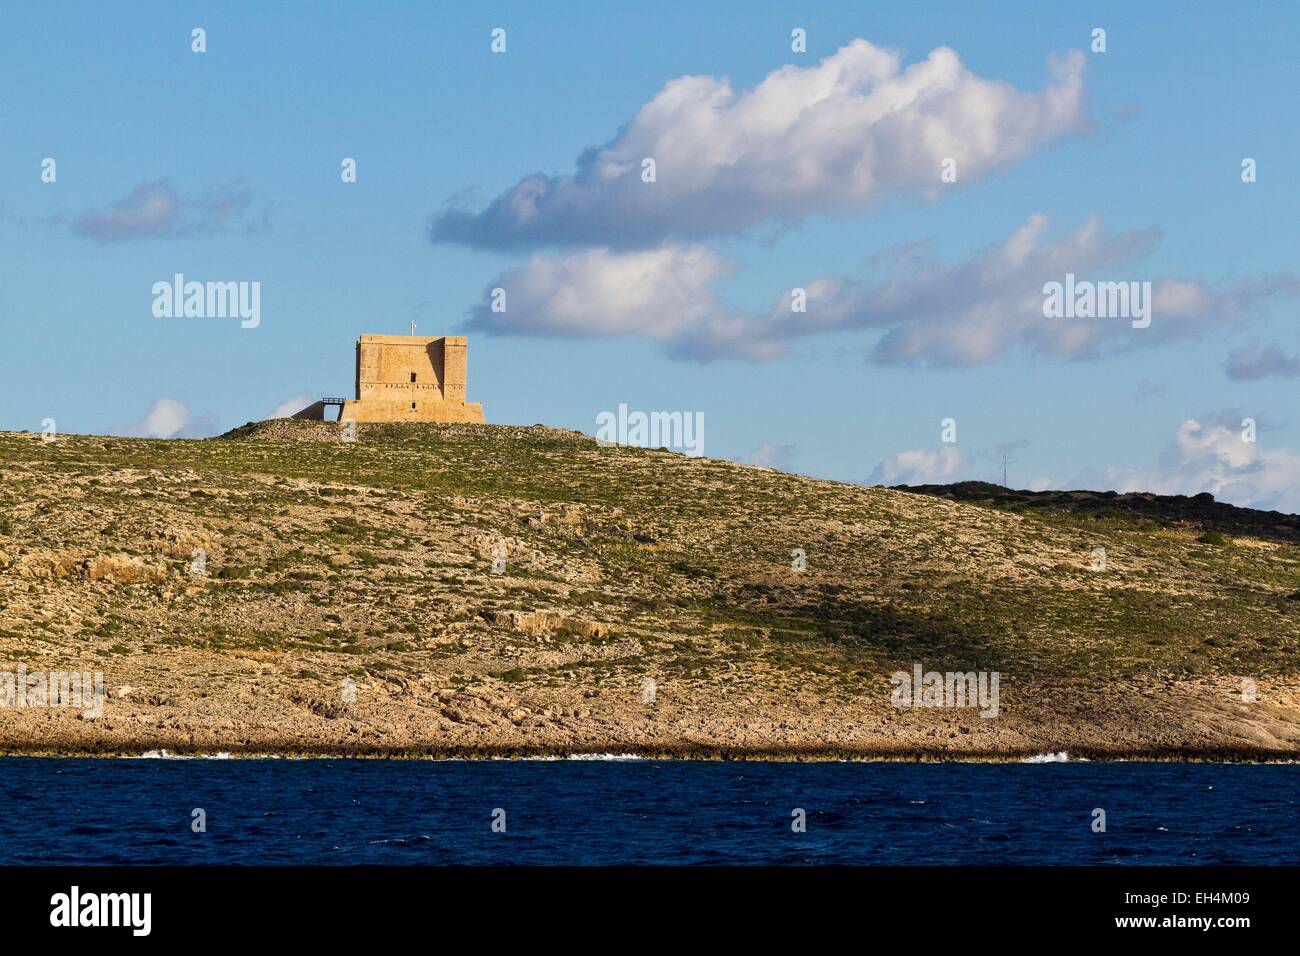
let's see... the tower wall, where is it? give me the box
[443,337,468,404]
[333,334,483,424]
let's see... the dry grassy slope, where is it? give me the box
[0,420,1297,758]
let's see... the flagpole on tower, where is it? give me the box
[410,319,416,337]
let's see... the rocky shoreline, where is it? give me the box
[1,746,1296,763]
[2,671,1295,763]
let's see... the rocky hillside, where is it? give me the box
[1,420,1298,758]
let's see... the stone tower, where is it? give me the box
[292,334,485,424]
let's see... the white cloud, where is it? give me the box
[268,393,317,419]
[869,446,967,485]
[134,398,189,438]
[808,215,1299,367]
[467,244,782,360]
[122,398,219,439]
[433,40,1087,249]
[1096,414,1300,513]
[469,215,1300,365]
[748,442,797,469]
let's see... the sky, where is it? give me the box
[2,1,1297,510]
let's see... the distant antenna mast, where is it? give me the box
[1000,450,1019,488]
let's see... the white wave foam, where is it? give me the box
[131,750,233,760]
[565,753,643,761]
[1021,751,1070,763]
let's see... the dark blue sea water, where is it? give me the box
[0,758,1295,865]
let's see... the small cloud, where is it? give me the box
[74,180,178,240]
[1089,411,1300,513]
[869,446,967,485]
[133,397,189,438]
[748,442,797,469]
[1224,341,1300,381]
[268,393,316,419]
[122,398,219,439]
[70,178,267,242]
[465,243,782,360]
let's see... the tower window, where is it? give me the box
[411,402,416,409]
[410,372,417,383]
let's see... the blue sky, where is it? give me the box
[2,2,1297,509]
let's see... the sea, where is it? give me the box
[0,757,1295,865]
